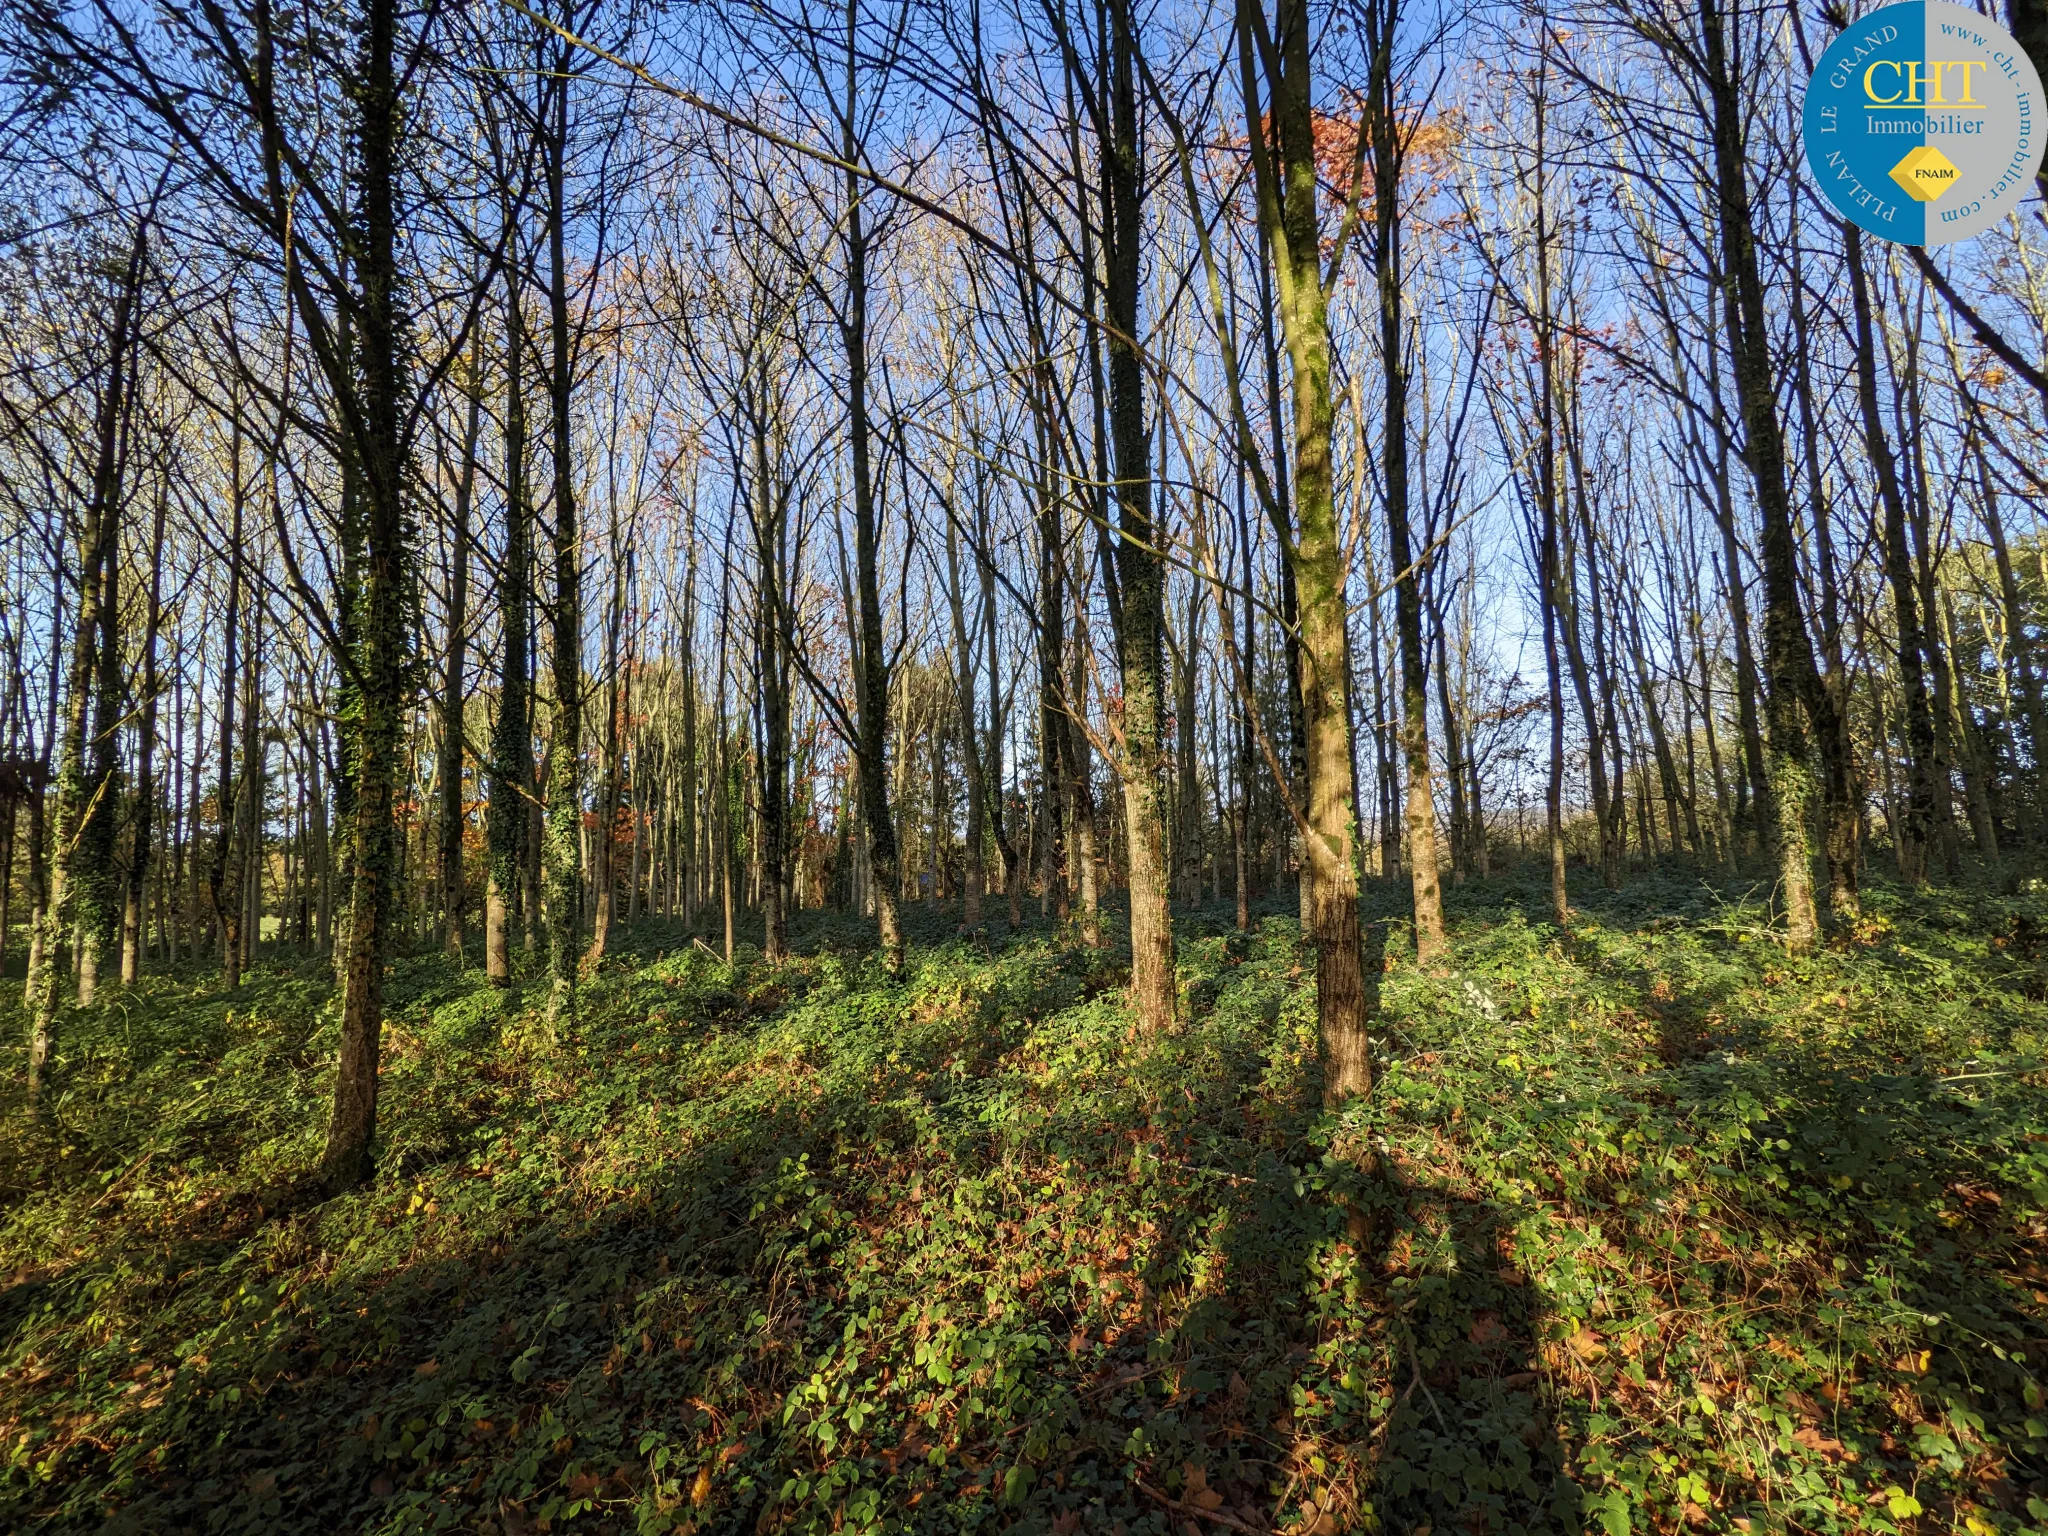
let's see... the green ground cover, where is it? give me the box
[2,865,2045,1536]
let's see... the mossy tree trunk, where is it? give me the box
[122,484,170,985]
[320,0,415,1189]
[1700,0,1832,951]
[29,212,146,1097]
[1101,0,1175,1031]
[543,47,583,1022]
[439,343,479,960]
[487,241,533,987]
[1238,0,1374,1103]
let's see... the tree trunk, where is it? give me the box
[319,0,413,1189]
[1975,428,2048,835]
[121,485,170,984]
[542,56,584,1021]
[753,400,790,962]
[1789,204,1859,918]
[1174,579,1204,908]
[977,505,1022,931]
[1701,0,1831,950]
[487,245,533,986]
[239,574,265,970]
[1242,0,1376,1104]
[841,0,903,973]
[31,243,141,1087]
[1361,0,1444,960]
[439,346,480,959]
[943,459,987,930]
[1845,225,1939,884]
[35,217,146,1063]
[1101,0,1174,1029]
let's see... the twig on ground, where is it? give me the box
[1134,1476,1264,1532]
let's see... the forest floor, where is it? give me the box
[1,862,2046,1536]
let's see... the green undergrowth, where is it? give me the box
[1,864,2046,1536]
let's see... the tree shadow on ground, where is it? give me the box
[9,875,2047,1536]
[3,907,1571,1536]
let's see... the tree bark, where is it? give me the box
[752,395,790,962]
[320,0,414,1189]
[439,346,480,959]
[1241,0,1376,1103]
[542,51,584,1020]
[942,452,987,930]
[30,220,145,1091]
[1371,51,1446,960]
[1845,225,1939,884]
[487,245,533,986]
[121,484,170,984]
[1701,0,1830,949]
[841,0,904,973]
[1101,0,1174,1029]
[1974,426,2048,834]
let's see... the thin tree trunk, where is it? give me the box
[943,459,987,930]
[1974,426,2048,834]
[121,484,170,984]
[34,218,146,1068]
[1846,225,1939,884]
[439,346,480,959]
[753,400,790,962]
[840,0,903,972]
[541,53,584,1020]
[487,243,533,985]
[213,424,253,988]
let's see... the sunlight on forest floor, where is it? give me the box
[1,862,2044,1536]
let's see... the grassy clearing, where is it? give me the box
[1,865,2045,1536]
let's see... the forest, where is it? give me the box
[1,0,2047,1528]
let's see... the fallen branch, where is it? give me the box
[1134,1476,1265,1533]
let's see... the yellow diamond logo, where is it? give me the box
[1890,145,1960,202]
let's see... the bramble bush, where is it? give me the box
[1,862,2044,1535]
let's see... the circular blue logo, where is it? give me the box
[1803,0,2044,245]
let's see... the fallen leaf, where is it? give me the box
[1794,1426,1845,1458]
[1784,1389,1823,1420]
[691,1464,713,1506]
[1469,1313,1510,1349]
